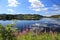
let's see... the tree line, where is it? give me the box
[0,14,43,20]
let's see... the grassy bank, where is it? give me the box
[0,24,60,40]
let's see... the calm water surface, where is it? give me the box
[0,18,60,31]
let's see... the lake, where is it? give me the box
[0,18,60,32]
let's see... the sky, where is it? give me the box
[0,0,60,16]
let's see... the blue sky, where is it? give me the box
[0,0,60,16]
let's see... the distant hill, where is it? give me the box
[50,15,60,18]
[0,14,43,20]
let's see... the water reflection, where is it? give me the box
[30,18,60,32]
[0,18,60,32]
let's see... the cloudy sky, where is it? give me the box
[0,0,60,16]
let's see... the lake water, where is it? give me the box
[0,18,60,32]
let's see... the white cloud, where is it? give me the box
[53,5,57,7]
[29,0,44,8]
[49,5,60,11]
[32,8,48,11]
[7,9,16,14]
[29,0,48,12]
[7,9,14,12]
[33,8,40,11]
[52,5,60,10]
[8,0,20,7]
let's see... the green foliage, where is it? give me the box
[0,24,60,40]
[0,14,43,20]
[50,15,60,18]
[19,32,60,40]
[0,24,17,40]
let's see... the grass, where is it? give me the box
[0,24,60,40]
